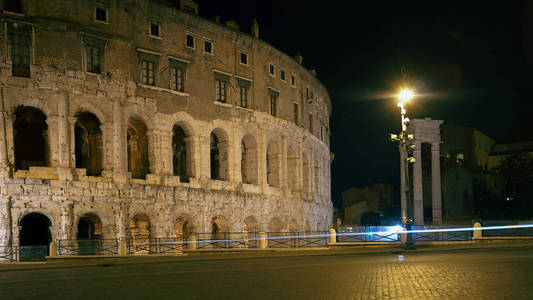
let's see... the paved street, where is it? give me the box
[1,246,533,299]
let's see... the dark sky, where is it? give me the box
[194,0,533,207]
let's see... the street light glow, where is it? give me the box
[398,89,414,103]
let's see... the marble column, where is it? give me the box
[431,142,442,224]
[413,142,424,225]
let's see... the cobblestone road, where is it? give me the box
[1,246,532,299]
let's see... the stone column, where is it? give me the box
[160,131,172,176]
[280,136,287,189]
[413,142,424,225]
[399,145,407,223]
[117,203,129,240]
[0,197,11,248]
[297,141,303,192]
[199,134,210,180]
[68,117,77,169]
[431,142,442,224]
[257,129,267,193]
[184,136,198,179]
[46,116,59,167]
[102,121,114,173]
[112,101,127,176]
[147,129,160,175]
[59,203,74,241]
[57,93,70,168]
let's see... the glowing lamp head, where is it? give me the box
[398,89,414,103]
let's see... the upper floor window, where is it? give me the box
[95,7,108,23]
[4,0,22,13]
[9,24,31,78]
[204,40,213,54]
[141,60,155,85]
[214,72,230,103]
[240,52,248,65]
[186,34,195,48]
[149,22,160,37]
[309,113,313,133]
[169,58,188,92]
[83,36,105,74]
[280,69,286,81]
[291,74,296,86]
[269,64,275,77]
[269,92,278,117]
[237,78,251,108]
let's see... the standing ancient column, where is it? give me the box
[413,142,424,225]
[431,142,442,224]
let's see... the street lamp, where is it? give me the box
[390,88,415,228]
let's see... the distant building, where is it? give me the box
[341,184,394,225]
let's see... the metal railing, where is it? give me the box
[0,246,18,262]
[19,246,48,262]
[127,238,187,254]
[481,225,533,237]
[337,226,401,242]
[410,226,472,241]
[195,232,259,249]
[267,232,328,248]
[58,239,120,256]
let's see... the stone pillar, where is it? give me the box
[199,134,210,180]
[57,93,70,168]
[102,121,114,173]
[280,136,287,189]
[0,112,8,174]
[147,129,160,175]
[297,141,303,192]
[68,117,77,168]
[160,131,172,176]
[431,142,442,224]
[46,116,59,167]
[117,203,129,239]
[59,203,74,241]
[184,136,198,179]
[399,145,407,223]
[0,197,11,247]
[112,101,124,172]
[413,142,424,225]
[257,129,267,193]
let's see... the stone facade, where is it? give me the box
[0,0,332,249]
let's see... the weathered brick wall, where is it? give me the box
[0,0,332,247]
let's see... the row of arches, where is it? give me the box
[12,106,328,191]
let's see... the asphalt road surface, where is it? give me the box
[1,247,533,299]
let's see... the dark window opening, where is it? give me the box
[240,52,248,65]
[280,70,286,81]
[291,75,295,86]
[141,59,155,85]
[4,0,22,13]
[172,125,189,182]
[150,23,159,37]
[14,106,48,170]
[171,66,185,92]
[269,64,275,76]
[239,86,248,108]
[186,34,194,48]
[86,45,100,74]
[270,93,277,117]
[293,103,299,124]
[216,79,227,102]
[204,40,212,53]
[19,213,51,261]
[75,112,103,176]
[95,7,107,22]
[11,31,30,78]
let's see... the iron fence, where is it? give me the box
[58,239,119,256]
[19,245,48,262]
[337,226,401,242]
[195,232,258,249]
[0,246,18,262]
[481,224,533,237]
[267,232,328,248]
[127,238,187,254]
[410,226,472,241]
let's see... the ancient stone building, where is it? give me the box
[0,0,332,251]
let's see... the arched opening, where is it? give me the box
[129,214,151,254]
[127,117,150,179]
[268,217,283,232]
[210,129,229,180]
[241,134,258,184]
[266,141,280,187]
[303,152,310,194]
[304,220,311,232]
[175,216,194,250]
[289,218,299,232]
[172,125,189,182]
[75,112,103,176]
[13,106,49,170]
[19,212,51,261]
[76,213,103,255]
[287,147,298,190]
[210,216,228,248]
[243,216,259,248]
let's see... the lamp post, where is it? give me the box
[390,89,415,228]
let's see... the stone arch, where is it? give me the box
[243,216,260,233]
[72,101,107,125]
[127,116,150,179]
[129,214,152,253]
[75,112,103,176]
[302,151,311,194]
[13,106,49,170]
[164,111,196,136]
[76,212,103,255]
[289,218,299,232]
[268,217,283,232]
[210,128,229,180]
[9,98,52,117]
[174,215,195,238]
[304,220,311,232]
[19,212,52,261]
[287,146,298,191]
[266,140,280,187]
[241,133,258,184]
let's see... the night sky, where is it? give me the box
[194,1,533,208]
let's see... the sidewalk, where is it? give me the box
[1,239,533,272]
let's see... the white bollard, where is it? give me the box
[258,232,267,249]
[49,241,57,257]
[473,222,482,239]
[329,228,336,244]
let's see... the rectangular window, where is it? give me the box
[293,103,299,124]
[186,34,195,48]
[86,45,100,73]
[306,87,310,99]
[204,40,212,54]
[280,70,286,81]
[309,113,313,133]
[5,0,22,13]
[171,66,184,92]
[270,93,278,117]
[240,52,248,65]
[11,30,30,77]
[239,86,248,108]
[150,22,160,37]
[95,7,107,22]
[216,79,227,102]
[291,74,295,86]
[269,64,275,76]
[141,59,155,85]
